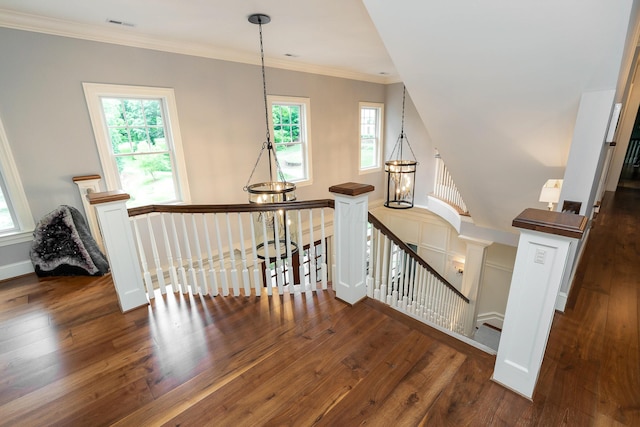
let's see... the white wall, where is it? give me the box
[0,28,387,271]
[383,83,437,208]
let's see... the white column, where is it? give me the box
[89,191,149,312]
[493,208,586,399]
[73,175,104,252]
[329,183,374,305]
[458,235,492,337]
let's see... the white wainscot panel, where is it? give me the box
[387,214,420,244]
[419,247,446,273]
[477,263,514,327]
[420,222,449,249]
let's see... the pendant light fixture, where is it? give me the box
[385,85,417,209]
[244,13,297,259]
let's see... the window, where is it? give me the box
[267,96,312,185]
[359,102,384,172]
[83,83,190,207]
[0,114,34,244]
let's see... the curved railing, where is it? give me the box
[433,151,469,215]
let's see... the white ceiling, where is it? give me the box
[0,0,397,83]
[364,0,638,231]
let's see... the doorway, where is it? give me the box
[618,104,640,190]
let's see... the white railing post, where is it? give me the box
[88,191,148,312]
[73,175,104,252]
[329,182,374,305]
[493,208,586,399]
[459,236,493,337]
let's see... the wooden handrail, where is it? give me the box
[127,199,335,217]
[368,211,469,303]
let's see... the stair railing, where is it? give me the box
[126,200,334,299]
[89,188,472,337]
[367,212,470,335]
[433,151,469,215]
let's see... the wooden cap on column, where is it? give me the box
[512,208,587,239]
[329,182,375,196]
[87,190,130,205]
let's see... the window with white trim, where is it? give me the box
[267,95,312,185]
[83,83,190,207]
[359,102,384,172]
[0,114,34,244]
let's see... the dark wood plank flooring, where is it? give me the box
[0,189,639,425]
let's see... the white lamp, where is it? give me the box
[539,179,563,211]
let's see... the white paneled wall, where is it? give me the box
[371,206,515,327]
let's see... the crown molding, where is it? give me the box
[0,9,396,84]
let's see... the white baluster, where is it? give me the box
[308,209,317,292]
[380,234,389,302]
[249,217,261,296]
[160,214,179,293]
[366,225,374,298]
[284,210,295,293]
[202,214,219,297]
[407,257,416,313]
[237,213,251,296]
[260,212,273,296]
[273,212,284,295]
[373,228,382,300]
[213,213,229,296]
[225,213,240,296]
[191,214,208,296]
[170,213,188,294]
[417,267,426,317]
[296,210,305,295]
[146,215,166,295]
[132,217,154,298]
[181,214,198,295]
[320,208,328,290]
[427,274,436,321]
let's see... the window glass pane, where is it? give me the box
[277,143,304,182]
[143,100,163,126]
[0,186,16,232]
[123,100,145,126]
[273,105,301,143]
[116,152,176,207]
[360,105,381,170]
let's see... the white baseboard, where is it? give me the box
[555,291,568,312]
[0,260,34,282]
[476,312,504,330]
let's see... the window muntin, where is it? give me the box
[83,84,190,208]
[268,96,312,185]
[359,102,384,172]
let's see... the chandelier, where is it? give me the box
[385,85,417,209]
[244,13,297,259]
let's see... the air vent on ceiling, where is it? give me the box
[106,19,135,27]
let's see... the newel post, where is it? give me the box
[73,175,104,252]
[329,182,375,305]
[493,208,587,399]
[88,190,149,312]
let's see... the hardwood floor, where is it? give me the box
[0,189,639,426]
